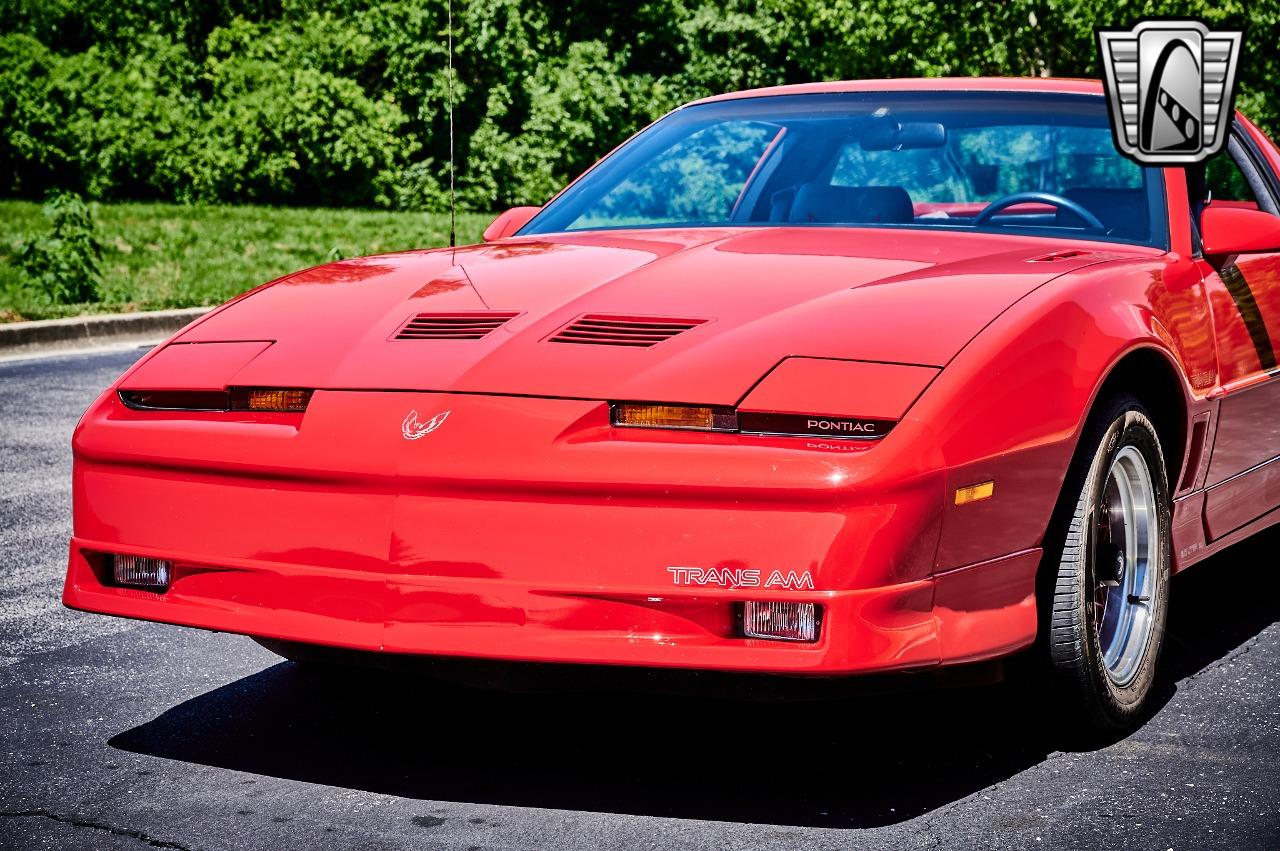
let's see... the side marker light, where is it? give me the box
[955,481,995,505]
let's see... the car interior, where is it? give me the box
[734,118,1155,242]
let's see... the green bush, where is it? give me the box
[16,191,102,304]
[177,53,414,206]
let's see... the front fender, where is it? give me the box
[905,255,1211,572]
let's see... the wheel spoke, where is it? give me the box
[1091,445,1161,687]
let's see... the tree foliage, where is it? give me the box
[0,0,1275,211]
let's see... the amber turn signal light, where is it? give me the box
[612,403,737,431]
[955,481,995,505]
[229,388,314,412]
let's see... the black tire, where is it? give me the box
[1041,393,1172,735]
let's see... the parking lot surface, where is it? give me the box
[1,348,1277,850]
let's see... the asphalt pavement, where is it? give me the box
[0,347,1277,851]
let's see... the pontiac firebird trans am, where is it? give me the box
[64,79,1280,732]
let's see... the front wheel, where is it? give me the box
[1042,395,1171,734]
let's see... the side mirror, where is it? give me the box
[483,206,541,242]
[1201,206,1280,257]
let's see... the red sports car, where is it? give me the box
[64,78,1280,732]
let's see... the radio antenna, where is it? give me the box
[447,0,456,249]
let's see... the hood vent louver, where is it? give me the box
[549,314,708,348]
[395,311,520,340]
[1028,249,1091,262]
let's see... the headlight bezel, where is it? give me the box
[611,402,897,439]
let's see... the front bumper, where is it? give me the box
[64,390,1040,674]
[64,539,1038,673]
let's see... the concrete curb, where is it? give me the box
[0,307,211,359]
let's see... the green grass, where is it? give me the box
[0,201,493,322]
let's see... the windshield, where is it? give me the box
[520,92,1168,248]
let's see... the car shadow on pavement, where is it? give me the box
[109,528,1280,828]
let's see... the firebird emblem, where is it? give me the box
[402,410,450,440]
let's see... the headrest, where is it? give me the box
[788,184,914,224]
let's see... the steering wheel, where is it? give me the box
[972,191,1106,231]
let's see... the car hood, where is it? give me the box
[181,227,1149,405]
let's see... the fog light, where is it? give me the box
[742,601,819,642]
[113,554,172,591]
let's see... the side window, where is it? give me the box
[1205,151,1261,209]
[1190,134,1280,218]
